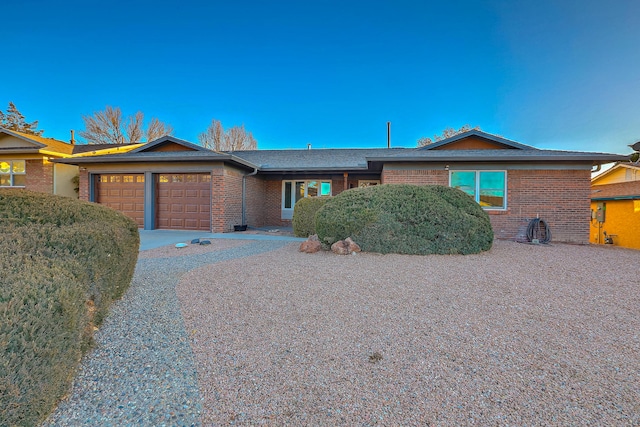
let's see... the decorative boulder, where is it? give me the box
[331,237,361,255]
[299,234,322,253]
[199,240,211,245]
[191,238,200,244]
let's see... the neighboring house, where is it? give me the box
[55,130,625,244]
[0,128,140,197]
[590,162,640,249]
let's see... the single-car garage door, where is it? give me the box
[156,173,211,230]
[95,174,145,227]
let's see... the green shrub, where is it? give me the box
[292,196,331,237]
[0,190,139,426]
[315,184,493,255]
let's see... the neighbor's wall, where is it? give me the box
[589,199,640,250]
[382,164,592,244]
[78,168,90,201]
[53,163,79,198]
[25,159,53,193]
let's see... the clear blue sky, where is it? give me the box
[2,0,639,153]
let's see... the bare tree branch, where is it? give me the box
[198,119,257,151]
[417,124,480,147]
[146,117,174,142]
[79,106,173,144]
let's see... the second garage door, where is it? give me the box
[156,173,211,230]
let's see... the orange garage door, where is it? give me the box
[156,173,211,231]
[95,174,145,227]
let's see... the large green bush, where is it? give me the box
[315,184,493,255]
[0,190,139,426]
[292,196,330,237]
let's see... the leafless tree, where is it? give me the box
[198,119,257,151]
[80,106,174,144]
[417,124,480,147]
[198,119,225,150]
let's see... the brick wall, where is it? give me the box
[382,168,448,185]
[78,169,90,201]
[381,166,591,244]
[491,169,591,244]
[25,159,53,193]
[244,175,267,227]
[263,179,290,226]
[211,166,244,232]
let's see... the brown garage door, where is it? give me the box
[95,174,145,227]
[156,173,211,230]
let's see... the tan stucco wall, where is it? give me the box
[53,163,79,198]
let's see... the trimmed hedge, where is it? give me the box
[315,184,494,255]
[0,190,139,426]
[292,196,331,237]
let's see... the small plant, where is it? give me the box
[71,174,80,194]
[369,352,383,363]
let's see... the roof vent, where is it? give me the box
[70,130,75,145]
[307,143,312,150]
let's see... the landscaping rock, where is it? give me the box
[331,237,361,255]
[199,240,211,245]
[299,234,322,253]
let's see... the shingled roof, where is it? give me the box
[54,133,627,170]
[591,181,640,200]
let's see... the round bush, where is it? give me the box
[315,184,494,255]
[292,196,330,237]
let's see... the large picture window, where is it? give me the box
[450,170,506,209]
[282,180,332,219]
[0,160,26,187]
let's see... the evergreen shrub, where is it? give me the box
[292,196,330,237]
[315,184,493,255]
[0,190,139,426]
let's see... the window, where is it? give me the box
[358,180,380,188]
[281,180,332,219]
[0,160,26,187]
[450,170,506,209]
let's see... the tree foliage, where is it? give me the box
[79,106,174,144]
[0,102,43,135]
[417,124,480,147]
[198,119,257,151]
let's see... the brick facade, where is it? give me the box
[25,159,53,193]
[211,166,245,233]
[382,166,591,244]
[78,168,90,201]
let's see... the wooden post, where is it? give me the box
[343,172,348,191]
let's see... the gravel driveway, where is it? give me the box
[178,240,640,426]
[46,239,639,426]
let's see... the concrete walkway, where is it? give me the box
[138,228,305,251]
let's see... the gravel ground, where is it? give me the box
[177,241,640,426]
[44,239,291,427]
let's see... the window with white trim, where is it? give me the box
[281,180,332,219]
[450,170,506,209]
[0,160,26,187]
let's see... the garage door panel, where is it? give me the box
[184,219,198,228]
[156,173,210,231]
[95,174,145,228]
